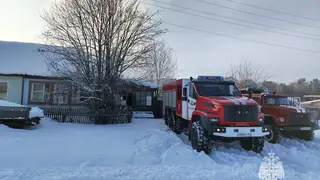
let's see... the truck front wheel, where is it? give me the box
[264,123,282,144]
[240,137,264,153]
[190,121,212,154]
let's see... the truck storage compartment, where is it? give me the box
[0,106,31,120]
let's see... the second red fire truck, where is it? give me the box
[162,76,270,154]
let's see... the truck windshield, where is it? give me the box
[264,96,289,105]
[195,83,242,96]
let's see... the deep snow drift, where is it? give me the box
[0,116,320,180]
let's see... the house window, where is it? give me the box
[135,91,142,106]
[0,82,8,100]
[134,91,152,106]
[146,91,152,106]
[53,83,68,104]
[71,87,82,104]
[30,83,51,103]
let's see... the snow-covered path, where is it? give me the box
[1,117,320,180]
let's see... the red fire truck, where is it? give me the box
[162,76,269,154]
[240,88,319,143]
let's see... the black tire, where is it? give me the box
[167,110,173,129]
[298,130,314,141]
[164,109,169,126]
[190,121,212,154]
[252,137,264,153]
[240,138,251,151]
[240,137,264,153]
[32,117,41,125]
[264,124,282,144]
[172,116,182,134]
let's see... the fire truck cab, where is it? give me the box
[162,76,269,154]
[240,88,319,143]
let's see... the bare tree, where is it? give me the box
[226,60,271,88]
[135,40,177,88]
[39,0,166,109]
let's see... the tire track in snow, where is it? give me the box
[264,134,320,174]
[126,128,213,166]
[175,130,320,176]
[126,129,181,165]
[1,163,317,180]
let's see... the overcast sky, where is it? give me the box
[0,0,319,83]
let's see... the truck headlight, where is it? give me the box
[279,117,285,122]
[311,119,315,123]
[262,127,269,132]
[258,118,264,125]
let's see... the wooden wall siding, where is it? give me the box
[0,75,23,104]
[27,80,83,106]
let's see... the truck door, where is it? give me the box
[188,83,197,120]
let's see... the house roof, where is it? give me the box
[0,40,158,89]
[0,40,52,77]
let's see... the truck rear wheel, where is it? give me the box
[167,110,174,129]
[297,130,314,141]
[172,117,182,134]
[190,121,212,154]
[164,108,169,126]
[240,137,264,153]
[264,123,282,144]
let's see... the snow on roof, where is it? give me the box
[0,41,158,89]
[0,100,25,107]
[125,79,158,89]
[0,41,52,76]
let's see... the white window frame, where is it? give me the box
[0,81,9,100]
[71,87,82,104]
[30,83,50,102]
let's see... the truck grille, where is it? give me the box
[224,105,258,122]
[289,112,311,126]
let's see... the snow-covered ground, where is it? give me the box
[1,116,320,180]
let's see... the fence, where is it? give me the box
[43,106,132,125]
[305,107,320,120]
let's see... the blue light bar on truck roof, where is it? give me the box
[197,76,224,81]
[264,89,273,94]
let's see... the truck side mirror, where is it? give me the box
[183,87,187,97]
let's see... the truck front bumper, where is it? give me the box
[212,126,270,138]
[279,122,320,131]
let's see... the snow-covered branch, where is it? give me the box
[39,0,166,109]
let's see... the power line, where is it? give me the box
[219,0,319,21]
[143,1,320,42]
[151,0,320,38]
[191,0,320,29]
[157,20,320,54]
